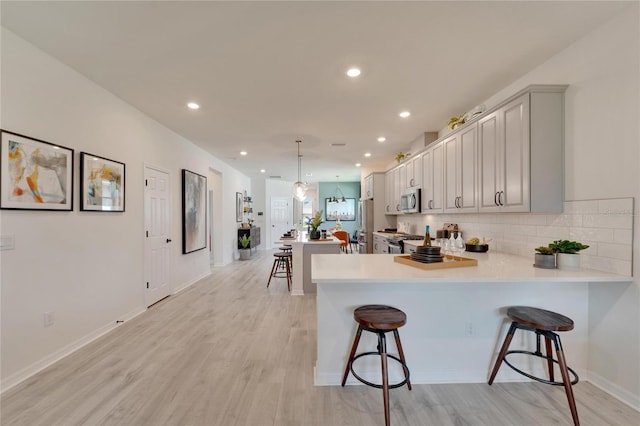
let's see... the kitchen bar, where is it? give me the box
[311,252,632,386]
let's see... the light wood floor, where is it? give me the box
[2,249,639,426]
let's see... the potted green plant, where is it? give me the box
[549,240,589,270]
[307,210,323,240]
[238,234,252,260]
[534,246,556,269]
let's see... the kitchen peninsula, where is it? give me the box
[278,233,341,295]
[311,252,632,386]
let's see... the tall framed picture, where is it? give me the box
[1,130,74,210]
[79,152,125,212]
[182,169,207,254]
[236,192,243,222]
[325,198,356,221]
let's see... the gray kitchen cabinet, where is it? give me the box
[444,123,478,213]
[422,141,444,213]
[478,87,565,213]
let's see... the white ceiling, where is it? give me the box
[1,1,631,183]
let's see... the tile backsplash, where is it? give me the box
[403,198,634,276]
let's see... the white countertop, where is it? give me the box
[277,234,341,244]
[311,251,631,284]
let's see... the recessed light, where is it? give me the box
[355,163,362,167]
[187,102,200,110]
[346,68,361,77]
[377,137,386,142]
[364,152,372,157]
[399,111,411,118]
[305,172,313,177]
[260,169,266,173]
[240,151,247,156]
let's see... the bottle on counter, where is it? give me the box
[423,225,431,246]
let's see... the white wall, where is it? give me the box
[0,29,250,390]
[400,5,640,408]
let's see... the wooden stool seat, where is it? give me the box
[354,305,407,330]
[507,306,574,331]
[342,305,411,426]
[489,306,580,425]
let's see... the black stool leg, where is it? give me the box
[393,329,412,390]
[488,322,517,385]
[341,326,363,386]
[378,332,390,426]
[266,258,278,288]
[554,335,580,426]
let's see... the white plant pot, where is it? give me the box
[239,248,251,261]
[556,253,581,270]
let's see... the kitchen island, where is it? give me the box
[277,233,341,295]
[311,252,632,386]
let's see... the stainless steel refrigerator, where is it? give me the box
[357,199,374,253]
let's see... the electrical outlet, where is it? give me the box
[464,321,474,337]
[43,311,55,327]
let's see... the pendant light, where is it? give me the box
[292,140,307,201]
[329,175,346,204]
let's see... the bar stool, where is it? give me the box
[267,252,292,291]
[488,306,580,425]
[341,305,411,426]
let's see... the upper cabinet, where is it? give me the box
[478,88,565,213]
[422,142,444,213]
[444,124,478,213]
[405,153,422,189]
[363,174,374,199]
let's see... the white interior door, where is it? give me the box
[270,196,291,248]
[144,166,172,307]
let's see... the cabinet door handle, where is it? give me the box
[455,196,459,208]
[396,204,400,211]
[410,178,414,187]
[494,191,499,206]
[457,196,462,208]
[166,238,172,243]
[499,191,505,206]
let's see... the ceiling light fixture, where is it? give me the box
[377,137,386,142]
[328,176,346,204]
[364,152,372,157]
[399,111,411,118]
[260,169,266,173]
[187,102,200,110]
[292,140,307,202]
[346,68,361,77]
[240,151,247,156]
[355,163,362,167]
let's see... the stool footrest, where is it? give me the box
[350,351,410,389]
[504,350,579,386]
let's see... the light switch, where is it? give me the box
[0,235,15,250]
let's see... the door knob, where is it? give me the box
[166,238,172,243]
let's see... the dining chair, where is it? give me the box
[333,230,351,253]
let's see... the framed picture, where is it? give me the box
[1,130,73,210]
[182,169,207,254]
[236,192,243,222]
[325,198,356,221]
[79,152,125,212]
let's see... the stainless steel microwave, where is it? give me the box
[400,188,421,214]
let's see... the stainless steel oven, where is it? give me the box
[388,241,402,254]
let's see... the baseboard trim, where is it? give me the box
[587,370,640,412]
[0,306,146,394]
[174,270,212,294]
